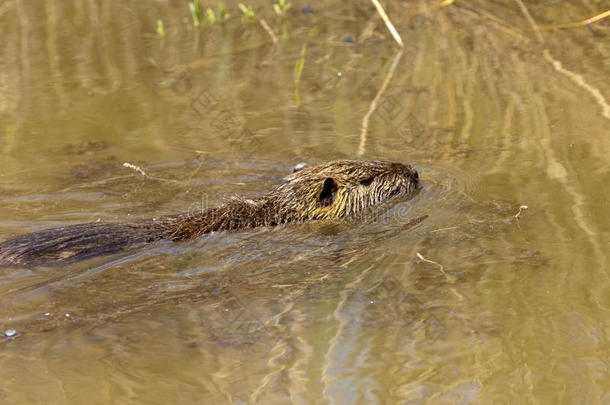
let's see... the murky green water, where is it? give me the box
[1,0,609,403]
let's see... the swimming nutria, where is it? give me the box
[0,160,419,266]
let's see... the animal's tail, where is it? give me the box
[0,220,170,267]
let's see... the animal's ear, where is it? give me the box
[318,177,338,206]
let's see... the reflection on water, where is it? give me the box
[1,0,609,403]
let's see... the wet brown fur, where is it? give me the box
[0,160,418,266]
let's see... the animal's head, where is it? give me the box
[272,160,419,221]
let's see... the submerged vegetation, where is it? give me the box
[273,0,291,17]
[157,0,609,123]
[188,0,203,26]
[293,45,306,107]
[238,3,256,22]
[172,0,610,38]
[203,2,230,24]
[156,19,165,38]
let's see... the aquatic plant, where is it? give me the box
[238,3,255,22]
[217,3,229,21]
[294,45,306,106]
[205,8,216,23]
[156,19,165,38]
[205,3,230,24]
[273,0,291,16]
[189,0,203,26]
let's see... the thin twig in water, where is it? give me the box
[169,146,208,156]
[543,49,610,120]
[123,162,147,176]
[416,252,459,285]
[513,0,544,42]
[370,0,404,48]
[358,50,403,156]
[430,226,458,233]
[416,252,446,275]
[513,205,528,219]
[514,0,610,121]
[259,19,278,43]
[430,0,455,11]
[122,162,183,185]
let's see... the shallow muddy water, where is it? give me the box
[0,0,609,403]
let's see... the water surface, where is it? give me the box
[1,0,609,403]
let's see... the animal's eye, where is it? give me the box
[360,177,374,186]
